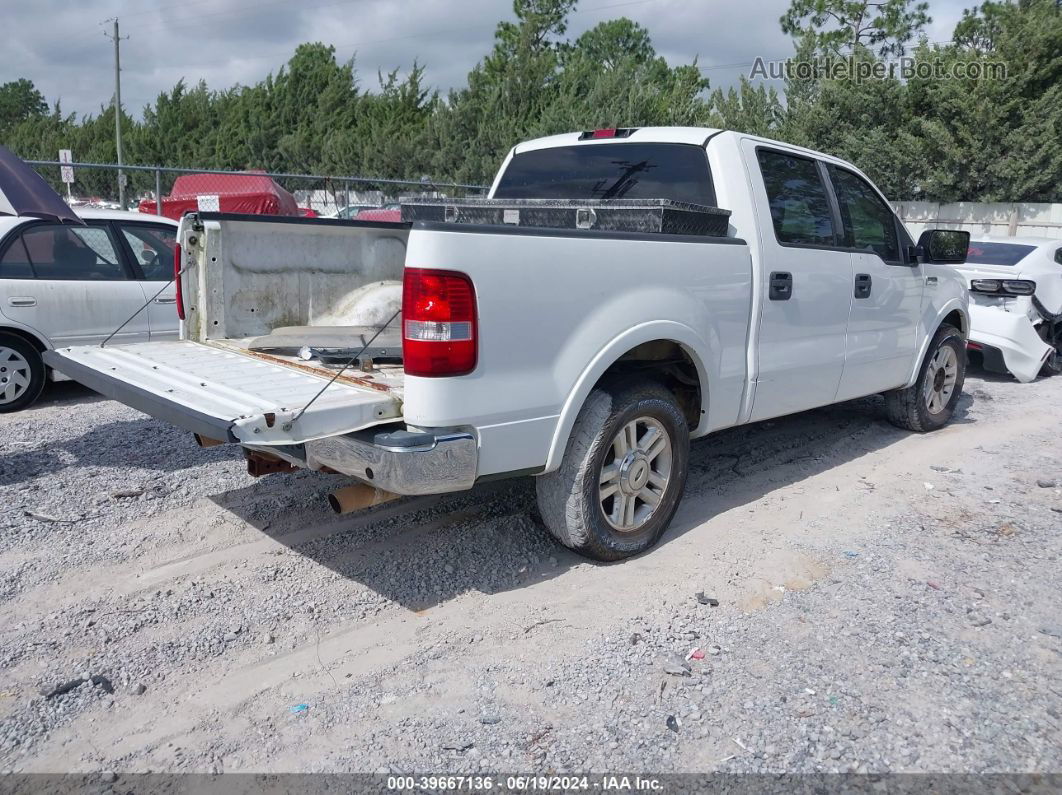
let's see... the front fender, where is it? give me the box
[542,321,711,473]
[904,296,968,387]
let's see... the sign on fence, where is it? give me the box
[58,150,73,184]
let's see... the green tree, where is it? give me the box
[0,78,47,138]
[707,77,784,137]
[564,18,654,68]
[908,0,1062,201]
[780,0,931,56]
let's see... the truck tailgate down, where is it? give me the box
[44,341,401,445]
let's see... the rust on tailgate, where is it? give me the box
[239,348,393,393]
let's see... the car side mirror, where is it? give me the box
[912,229,970,264]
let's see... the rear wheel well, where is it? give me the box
[0,326,47,354]
[594,340,703,429]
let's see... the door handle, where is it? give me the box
[925,276,938,287]
[769,272,792,301]
[854,273,872,299]
[153,297,178,304]
[8,297,36,307]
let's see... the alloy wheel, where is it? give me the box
[598,416,673,532]
[924,344,958,414]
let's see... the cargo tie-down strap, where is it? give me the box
[285,309,401,431]
[100,268,187,349]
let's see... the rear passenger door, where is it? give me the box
[747,144,853,421]
[115,221,179,340]
[0,222,150,346]
[826,166,923,399]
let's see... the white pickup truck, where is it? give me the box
[46,127,971,561]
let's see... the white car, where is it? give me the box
[957,236,1062,382]
[0,209,179,411]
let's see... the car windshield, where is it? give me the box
[493,142,715,206]
[965,241,1036,266]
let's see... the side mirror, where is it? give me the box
[913,229,970,264]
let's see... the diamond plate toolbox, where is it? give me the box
[401,198,731,238]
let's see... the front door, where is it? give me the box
[0,221,150,346]
[747,143,854,422]
[826,165,924,399]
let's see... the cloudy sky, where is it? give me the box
[3,0,972,118]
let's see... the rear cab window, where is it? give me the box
[965,242,1036,266]
[755,149,836,247]
[493,142,716,206]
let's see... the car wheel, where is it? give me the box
[535,380,690,562]
[885,324,966,432]
[0,333,46,413]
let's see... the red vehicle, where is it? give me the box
[297,207,319,218]
[139,172,299,220]
[354,203,401,222]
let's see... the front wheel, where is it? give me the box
[885,324,966,432]
[535,380,690,562]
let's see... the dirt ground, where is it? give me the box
[0,369,1059,775]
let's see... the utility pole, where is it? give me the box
[104,19,127,208]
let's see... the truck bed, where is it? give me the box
[45,215,412,446]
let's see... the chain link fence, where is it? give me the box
[27,161,488,219]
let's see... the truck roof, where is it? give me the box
[511,127,874,177]
[513,127,723,153]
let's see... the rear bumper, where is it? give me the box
[305,430,478,495]
[967,303,1052,383]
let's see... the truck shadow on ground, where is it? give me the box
[213,390,976,611]
[0,384,242,487]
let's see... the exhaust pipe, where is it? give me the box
[328,483,400,514]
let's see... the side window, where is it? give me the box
[0,236,34,279]
[1055,248,1062,266]
[19,224,127,281]
[120,224,177,281]
[828,166,900,262]
[756,150,836,247]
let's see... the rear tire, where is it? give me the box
[535,380,690,562]
[885,324,965,432]
[0,333,46,413]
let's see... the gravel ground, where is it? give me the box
[0,371,1059,775]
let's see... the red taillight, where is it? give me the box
[590,128,618,139]
[174,242,185,320]
[402,268,477,377]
